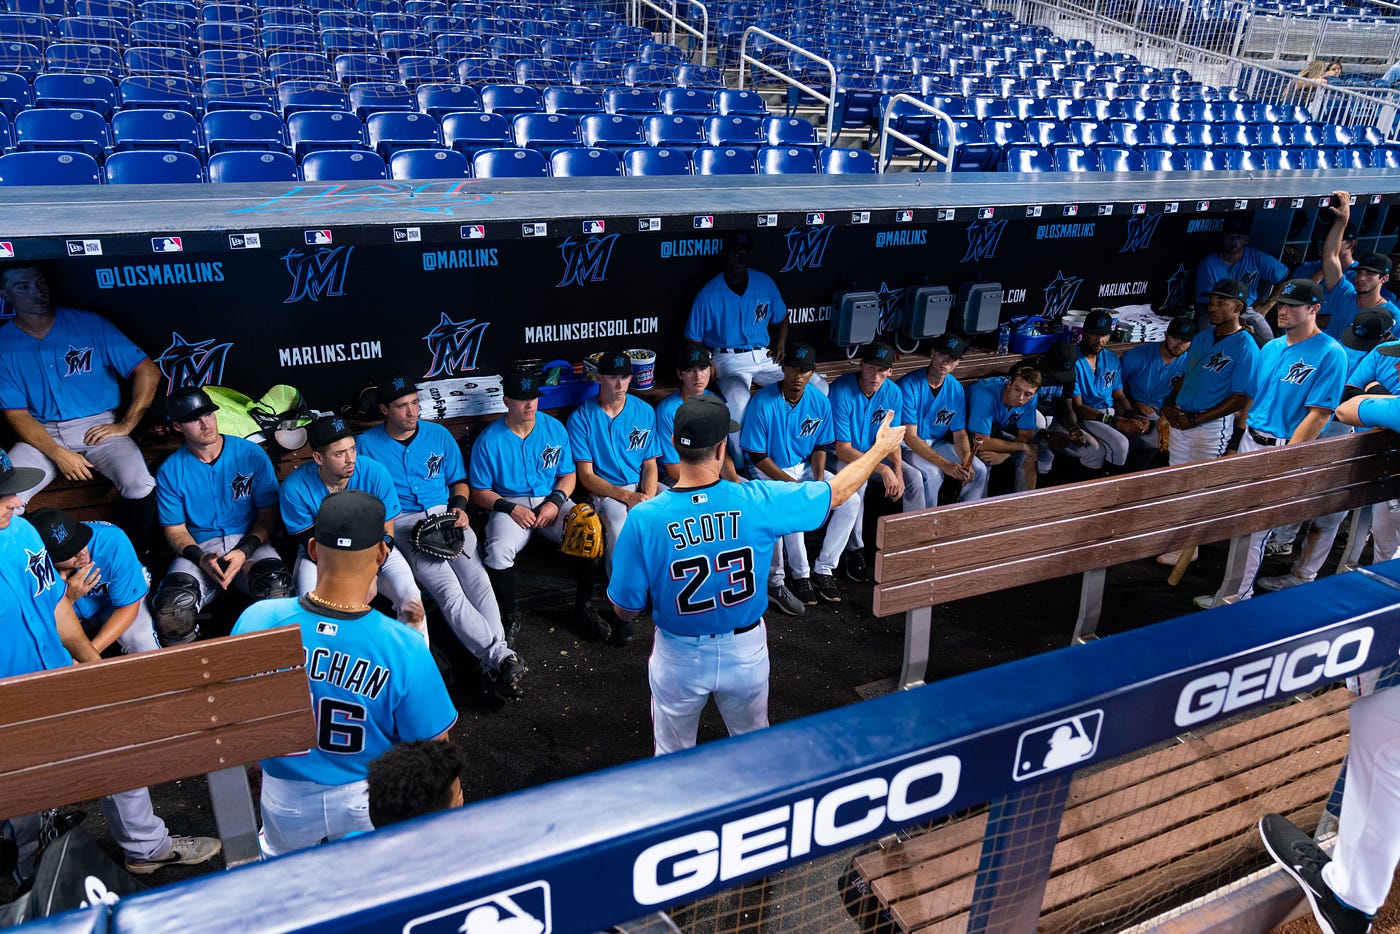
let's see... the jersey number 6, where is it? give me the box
[670,547,755,615]
[317,697,367,755]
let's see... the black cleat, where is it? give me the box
[575,604,611,642]
[843,549,871,583]
[489,653,527,700]
[1258,813,1373,934]
[608,614,636,647]
[788,576,818,606]
[812,572,842,603]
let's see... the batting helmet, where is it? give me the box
[166,386,218,423]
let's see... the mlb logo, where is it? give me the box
[1373,194,1383,204]
[806,211,825,226]
[1233,199,1249,211]
[152,236,183,253]
[315,621,338,636]
[305,229,332,245]
[393,227,421,242]
[1164,202,1179,213]
[757,213,777,227]
[1096,204,1113,216]
[638,217,660,231]
[228,233,261,250]
[1132,203,1146,214]
[522,222,547,237]
[582,219,605,234]
[462,224,486,239]
[1025,205,1042,218]
[404,881,552,934]
[937,208,955,221]
[1319,196,1334,207]
[895,209,914,223]
[978,207,995,219]
[1264,199,1277,209]
[693,215,714,229]
[1195,200,1210,212]
[66,239,102,256]
[0,242,12,258]
[1013,710,1104,782]
[1063,204,1079,217]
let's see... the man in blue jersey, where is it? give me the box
[1310,192,1400,341]
[151,386,290,646]
[741,343,856,609]
[1342,349,1400,564]
[608,395,905,755]
[1194,278,1349,608]
[897,334,986,511]
[0,262,160,556]
[967,364,1042,492]
[1194,219,1287,347]
[232,490,458,856]
[280,415,424,638]
[29,506,158,655]
[1119,316,1194,470]
[0,448,220,880]
[1068,310,1149,473]
[1337,308,1396,372]
[358,375,524,700]
[656,344,744,485]
[471,370,605,646]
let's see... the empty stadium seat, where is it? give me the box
[1003,142,1051,171]
[818,145,876,173]
[302,148,390,180]
[200,49,264,80]
[203,77,276,111]
[389,145,469,178]
[569,60,622,88]
[1139,146,1187,170]
[1093,144,1144,171]
[935,117,997,170]
[111,108,200,153]
[1052,145,1100,171]
[704,113,761,150]
[366,110,439,157]
[659,87,714,116]
[549,145,621,176]
[50,41,124,79]
[643,113,702,151]
[472,145,547,177]
[758,145,817,174]
[0,41,43,81]
[511,111,578,151]
[288,109,368,158]
[542,85,601,116]
[104,149,203,183]
[416,83,480,120]
[203,108,287,152]
[604,86,657,115]
[515,57,570,86]
[207,149,299,181]
[479,82,542,116]
[578,111,642,153]
[762,115,817,147]
[347,81,415,119]
[0,149,102,184]
[623,144,689,175]
[33,73,117,118]
[278,81,351,117]
[0,71,35,118]
[693,144,755,175]
[14,106,110,160]
[623,62,672,88]
[675,64,723,88]
[336,52,398,83]
[440,110,509,155]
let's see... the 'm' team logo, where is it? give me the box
[282,246,354,303]
[556,234,619,287]
[1282,361,1317,385]
[230,472,253,501]
[798,416,823,437]
[876,282,904,331]
[778,226,833,273]
[1041,271,1084,320]
[425,452,444,479]
[540,445,561,470]
[753,301,770,324]
[423,313,489,378]
[1202,351,1232,373]
[26,548,56,596]
[933,408,956,427]
[1163,264,1193,311]
[961,219,1008,263]
[64,346,93,376]
[1119,213,1163,253]
[155,331,232,393]
[868,407,889,425]
[626,427,651,451]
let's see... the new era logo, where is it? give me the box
[1013,710,1103,782]
[1025,206,1042,217]
[305,229,333,245]
[66,239,101,256]
[757,213,777,227]
[851,211,870,224]
[393,227,421,242]
[638,217,660,232]
[228,233,261,250]
[522,222,547,237]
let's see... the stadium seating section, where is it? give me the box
[0,0,1394,183]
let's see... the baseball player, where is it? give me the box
[607,395,905,755]
[366,739,466,829]
[0,447,220,879]
[151,386,291,645]
[566,350,662,577]
[966,364,1042,492]
[1026,340,1090,482]
[897,333,987,509]
[1068,309,1149,473]
[1193,278,1349,609]
[470,370,609,646]
[1343,340,1400,564]
[1193,218,1288,347]
[357,375,525,700]
[741,342,855,608]
[655,344,744,485]
[1336,308,1397,372]
[279,415,425,637]
[231,490,458,856]
[28,506,158,655]
[0,262,159,555]
[1312,192,1399,341]
[1118,316,1194,470]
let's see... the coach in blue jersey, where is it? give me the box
[233,490,457,856]
[609,395,905,755]
[1194,278,1349,609]
[567,350,662,579]
[1193,219,1286,347]
[471,370,605,645]
[741,343,856,608]
[152,387,289,645]
[897,334,987,510]
[0,262,159,554]
[656,344,744,485]
[967,365,1042,492]
[30,507,158,654]
[1119,316,1194,470]
[358,375,524,700]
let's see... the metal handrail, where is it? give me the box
[629,0,709,65]
[877,92,954,172]
[738,25,838,145]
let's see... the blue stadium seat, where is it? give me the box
[675,64,723,89]
[1064,117,1103,145]
[590,38,634,63]
[538,37,586,61]
[302,148,389,180]
[0,12,56,49]
[643,113,702,151]
[1002,142,1051,171]
[1371,146,1400,169]
[260,24,318,52]
[112,109,200,153]
[269,50,334,83]
[416,83,480,120]
[207,148,298,181]
[366,110,438,157]
[397,55,451,88]
[203,77,276,111]
[622,145,688,175]
[379,28,431,62]
[440,110,509,155]
[132,18,192,49]
[515,57,570,86]
[143,1,199,20]
[1093,144,1143,171]
[0,42,43,82]
[623,62,672,88]
[1180,146,1221,170]
[1052,145,1099,171]
[984,117,1029,148]
[1221,147,1262,170]
[347,81,414,119]
[1325,145,1370,170]
[935,117,997,170]
[200,48,264,80]
[971,97,1011,121]
[1139,145,1187,170]
[335,53,398,84]
[659,86,714,116]
[488,34,537,62]
[3,0,64,17]
[638,41,686,67]
[713,87,766,117]
[50,41,124,79]
[278,81,350,117]
[578,112,642,153]
[1143,120,1181,146]
[549,145,620,176]
[479,82,542,116]
[33,73,117,118]
[569,60,621,88]
[406,0,449,13]
[542,85,601,116]
[14,106,111,160]
[457,57,513,85]
[319,10,373,31]
[762,115,817,147]
[472,145,547,177]
[197,20,256,48]
[703,114,761,151]
[1009,96,1052,120]
[757,144,817,174]
[434,31,488,59]
[817,145,876,173]
[692,144,754,175]
[1351,125,1385,148]
[59,15,132,48]
[1288,123,1323,147]
[1024,118,1068,147]
[122,44,196,78]
[604,86,657,115]
[203,108,286,152]
[104,149,203,183]
[201,3,256,25]
[511,111,578,151]
[0,149,102,184]
[371,12,420,32]
[0,71,35,119]
[287,110,367,159]
[388,146,469,178]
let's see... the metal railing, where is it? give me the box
[738,26,839,145]
[877,93,954,171]
[629,0,710,65]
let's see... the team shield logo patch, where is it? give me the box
[26,548,56,597]
[230,472,254,501]
[64,346,93,376]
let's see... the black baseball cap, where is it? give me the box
[1275,278,1324,306]
[1083,309,1114,335]
[1355,252,1394,276]
[503,369,542,400]
[676,343,711,370]
[314,489,386,551]
[1223,216,1251,236]
[1038,340,1078,382]
[928,333,967,358]
[1343,307,1396,352]
[166,386,218,423]
[597,350,631,376]
[785,342,817,371]
[307,414,354,450]
[27,506,92,563]
[377,374,417,405]
[1375,341,1400,357]
[0,446,45,497]
[674,395,738,449]
[723,231,753,251]
[1166,317,1197,341]
[1207,278,1248,302]
[858,341,895,367]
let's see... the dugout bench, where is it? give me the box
[0,627,315,870]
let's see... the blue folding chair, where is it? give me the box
[416,83,480,120]
[49,41,124,79]
[0,149,102,184]
[301,148,389,180]
[203,108,287,152]
[14,107,111,161]
[104,149,203,183]
[757,145,817,174]
[623,145,689,175]
[479,82,542,116]
[714,87,766,116]
[549,146,620,176]
[440,111,510,156]
[818,146,876,173]
[472,145,547,177]
[389,146,469,178]
[199,48,264,80]
[111,109,200,153]
[207,149,298,181]
[692,144,755,174]
[379,28,431,62]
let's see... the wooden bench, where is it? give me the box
[852,687,1353,933]
[0,627,315,868]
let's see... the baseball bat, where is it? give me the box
[1166,545,1196,587]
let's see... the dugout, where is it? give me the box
[1,170,1398,407]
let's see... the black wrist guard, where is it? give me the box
[545,490,567,509]
[448,494,469,513]
[492,498,516,514]
[181,545,205,565]
[236,534,262,559]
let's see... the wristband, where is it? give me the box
[492,498,516,514]
[182,545,205,565]
[448,494,469,513]
[1189,412,1199,426]
[545,490,567,509]
[235,534,262,559]
[1102,413,1112,424]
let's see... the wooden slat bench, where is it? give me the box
[852,687,1353,933]
[0,627,315,868]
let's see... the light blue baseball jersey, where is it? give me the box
[830,373,905,449]
[469,412,574,496]
[740,382,834,469]
[280,456,401,537]
[566,394,662,487]
[1347,342,1400,393]
[966,377,1038,437]
[1195,248,1289,307]
[1357,394,1400,429]
[232,596,457,786]
[685,270,787,350]
[608,479,832,635]
[655,389,722,467]
[71,521,149,620]
[0,307,148,423]
[1176,328,1260,412]
[0,516,70,678]
[1246,332,1349,438]
[896,370,966,443]
[156,435,279,542]
[1072,347,1122,410]
[357,420,465,514]
[1119,343,1188,410]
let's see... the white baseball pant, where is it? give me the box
[81,601,160,654]
[1372,499,1400,563]
[1169,414,1235,465]
[293,544,425,637]
[481,494,575,568]
[1274,510,1349,582]
[256,773,371,857]
[649,622,769,756]
[832,457,926,552]
[757,463,860,585]
[1229,431,1273,600]
[590,484,636,578]
[904,440,990,507]
[10,411,156,505]
[10,787,172,878]
[166,534,283,609]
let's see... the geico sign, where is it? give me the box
[1174,627,1373,728]
[632,755,961,906]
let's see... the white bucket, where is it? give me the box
[627,349,657,389]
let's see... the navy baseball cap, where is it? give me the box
[928,333,967,358]
[1038,340,1078,382]
[27,506,91,563]
[503,370,542,400]
[785,342,817,371]
[307,414,353,450]
[377,374,417,405]
[1356,252,1394,276]
[1343,307,1396,352]
[1166,317,1196,341]
[597,350,631,376]
[858,341,895,367]
[674,395,738,449]
[724,231,754,251]
[315,489,386,551]
[165,385,218,423]
[1275,278,1324,306]
[0,446,45,497]
[1223,216,1251,236]
[1083,309,1114,335]
[1207,278,1248,302]
[676,343,711,370]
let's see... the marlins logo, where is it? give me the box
[876,282,904,331]
[961,219,1008,263]
[1041,271,1084,320]
[230,472,254,501]
[539,444,562,470]
[1282,361,1317,385]
[64,346,93,376]
[626,427,651,451]
[868,407,889,425]
[1119,213,1163,253]
[556,234,619,287]
[778,227,833,273]
[933,408,956,427]
[1202,351,1231,373]
[26,548,56,597]
[282,246,354,304]
[425,452,444,479]
[753,301,770,324]
[155,331,232,393]
[1163,264,1193,311]
[798,416,823,437]
[423,313,489,378]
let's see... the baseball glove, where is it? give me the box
[412,513,466,560]
[560,503,604,559]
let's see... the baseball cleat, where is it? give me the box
[490,653,527,700]
[1256,573,1308,592]
[125,836,222,875]
[1258,813,1373,934]
[768,585,806,617]
[787,577,817,606]
[1192,593,1240,610]
[843,550,871,583]
[812,572,842,603]
[574,605,611,642]
[1155,547,1198,566]
[608,614,636,647]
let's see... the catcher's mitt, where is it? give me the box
[560,503,604,559]
[413,512,466,560]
